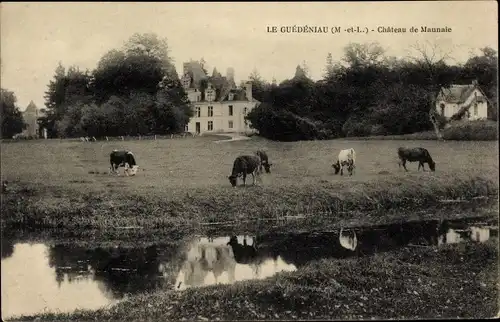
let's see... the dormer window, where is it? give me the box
[206,89,215,102]
[181,75,191,89]
[228,93,234,101]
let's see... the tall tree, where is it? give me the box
[407,41,454,140]
[124,33,174,75]
[1,88,26,138]
[342,42,385,68]
[324,53,335,78]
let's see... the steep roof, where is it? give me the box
[25,100,38,113]
[437,84,479,104]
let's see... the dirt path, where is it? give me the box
[213,133,251,143]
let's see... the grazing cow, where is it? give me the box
[397,147,435,172]
[255,150,273,173]
[332,148,356,176]
[109,150,139,176]
[228,155,262,187]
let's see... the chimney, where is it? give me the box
[183,62,189,75]
[245,81,253,102]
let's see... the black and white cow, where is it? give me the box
[397,147,436,172]
[109,150,139,176]
[332,148,356,176]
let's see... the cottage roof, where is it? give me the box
[438,84,476,104]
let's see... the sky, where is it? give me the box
[1,1,498,111]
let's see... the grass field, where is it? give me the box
[2,135,498,321]
[1,135,498,230]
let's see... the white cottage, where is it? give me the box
[180,61,259,135]
[435,80,490,121]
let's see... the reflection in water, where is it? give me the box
[339,228,358,251]
[1,217,497,318]
[174,236,297,291]
[1,243,119,319]
[439,226,491,245]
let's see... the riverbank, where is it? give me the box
[9,237,498,321]
[1,172,498,233]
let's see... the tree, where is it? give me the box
[324,53,335,78]
[43,63,93,137]
[155,74,193,134]
[294,65,307,79]
[406,40,455,140]
[342,42,385,68]
[124,32,174,75]
[1,88,26,138]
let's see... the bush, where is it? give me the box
[443,120,498,141]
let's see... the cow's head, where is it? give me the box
[228,175,238,187]
[127,165,139,176]
[428,161,436,172]
[263,163,272,173]
[332,161,341,174]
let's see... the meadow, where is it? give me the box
[2,135,499,321]
[1,135,498,231]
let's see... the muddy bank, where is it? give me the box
[1,174,497,231]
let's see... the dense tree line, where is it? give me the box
[1,88,26,139]
[245,43,498,141]
[40,33,193,138]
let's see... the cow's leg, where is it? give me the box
[242,174,247,186]
[402,160,408,172]
[252,173,256,185]
[340,165,344,176]
[421,162,426,171]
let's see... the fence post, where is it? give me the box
[154,135,157,140]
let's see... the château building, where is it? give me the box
[181,61,259,134]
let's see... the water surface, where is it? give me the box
[1,216,497,319]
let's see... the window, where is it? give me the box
[195,107,201,117]
[208,121,213,131]
[228,120,233,129]
[473,104,478,116]
[208,106,213,117]
[243,107,248,115]
[440,103,445,116]
[185,125,189,132]
[228,105,233,116]
[206,89,214,102]
[182,76,190,88]
[228,93,234,101]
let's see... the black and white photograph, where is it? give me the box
[1,1,498,320]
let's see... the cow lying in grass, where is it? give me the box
[109,150,139,176]
[397,147,436,172]
[332,148,356,176]
[255,150,272,173]
[228,155,262,187]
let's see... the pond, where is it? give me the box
[1,215,497,319]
